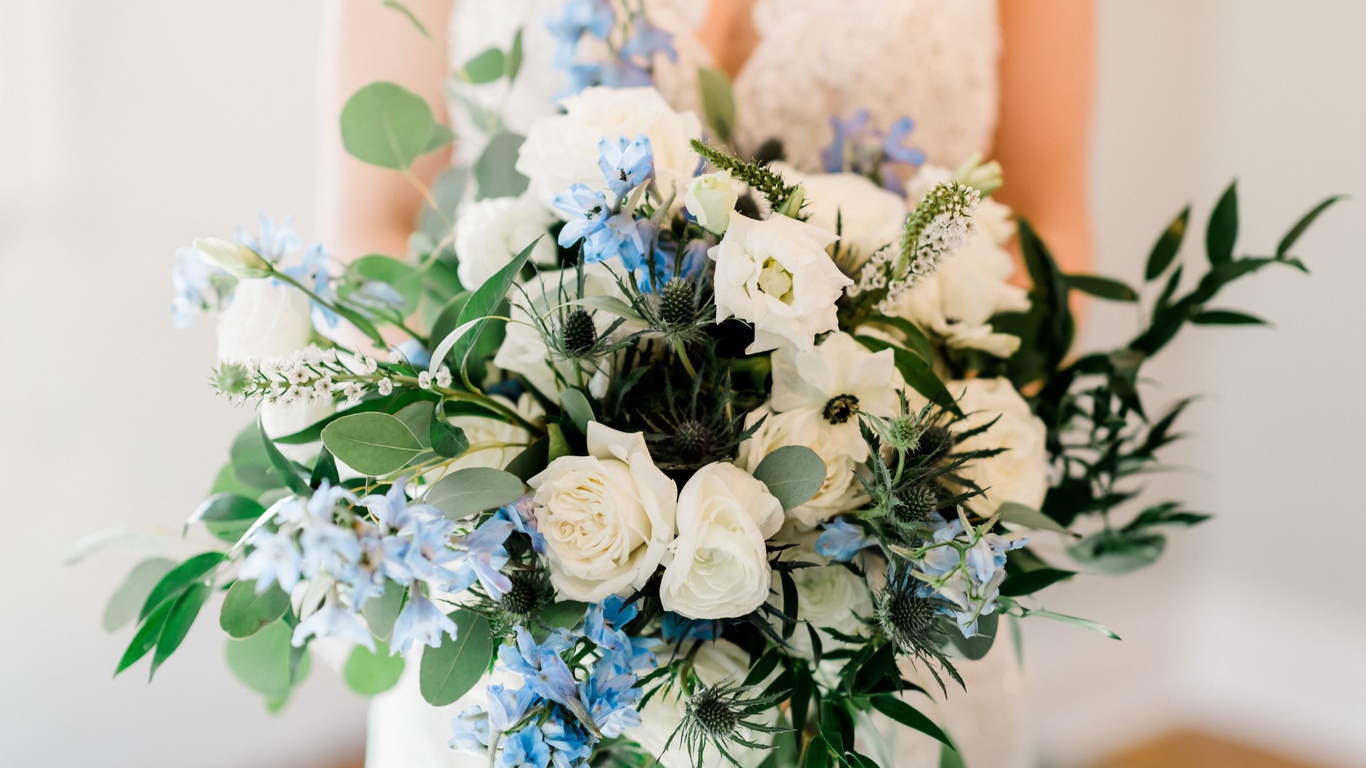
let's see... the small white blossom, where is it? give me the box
[417,372,434,389]
[434,368,453,389]
[377,378,393,396]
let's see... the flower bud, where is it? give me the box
[951,153,1003,197]
[684,171,738,235]
[194,237,273,279]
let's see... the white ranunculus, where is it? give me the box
[630,639,774,768]
[660,462,784,619]
[769,543,875,659]
[492,265,626,403]
[710,214,852,354]
[516,86,702,212]
[194,236,271,279]
[217,279,315,361]
[736,406,868,530]
[770,331,903,460]
[771,163,907,264]
[894,195,1028,358]
[529,423,677,602]
[948,378,1049,514]
[684,170,738,235]
[453,194,558,290]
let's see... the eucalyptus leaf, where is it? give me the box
[226,618,313,703]
[220,580,291,639]
[430,417,470,459]
[340,81,442,170]
[999,568,1075,597]
[103,558,176,633]
[461,47,505,84]
[558,388,594,435]
[362,580,407,641]
[344,640,405,696]
[349,255,424,312]
[946,611,997,661]
[321,413,425,476]
[188,493,266,544]
[475,132,529,199]
[540,600,587,630]
[505,28,525,81]
[698,66,737,143]
[419,610,494,706]
[547,422,572,461]
[996,501,1072,536]
[230,422,282,489]
[751,445,825,511]
[394,401,436,449]
[423,467,525,519]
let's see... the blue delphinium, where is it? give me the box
[501,726,552,768]
[545,0,675,96]
[598,135,655,197]
[170,247,231,327]
[556,135,657,272]
[389,586,458,655]
[912,516,1027,637]
[235,212,301,263]
[660,612,723,643]
[544,0,615,68]
[820,110,926,193]
[815,516,875,562]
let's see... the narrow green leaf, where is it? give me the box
[566,295,646,324]
[260,419,311,496]
[855,334,960,415]
[423,467,525,519]
[310,447,340,489]
[558,388,595,435]
[505,28,525,81]
[116,598,174,676]
[751,445,826,511]
[1205,181,1239,266]
[462,47,505,84]
[868,314,935,363]
[1144,205,1189,280]
[1277,194,1345,258]
[419,610,495,706]
[340,81,441,170]
[940,743,967,768]
[381,0,433,41]
[220,580,291,639]
[504,436,549,481]
[870,694,954,748]
[1017,217,1075,373]
[547,422,572,461]
[140,552,226,621]
[150,582,212,678]
[803,735,830,768]
[1190,309,1268,326]
[321,412,425,476]
[440,238,536,377]
[1063,274,1138,302]
[103,558,177,633]
[344,640,405,696]
[999,568,1076,597]
[230,422,284,489]
[1018,606,1121,640]
[996,501,1072,536]
[698,66,737,143]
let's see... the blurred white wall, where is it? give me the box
[0,1,1362,767]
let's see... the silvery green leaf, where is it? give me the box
[419,610,494,706]
[340,82,443,170]
[220,580,291,639]
[423,467,525,519]
[751,445,825,511]
[558,388,594,435]
[996,501,1073,536]
[344,640,405,696]
[102,558,177,633]
[321,413,425,476]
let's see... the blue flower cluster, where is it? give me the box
[820,110,927,193]
[815,516,876,562]
[913,516,1027,637]
[545,0,676,96]
[238,479,514,654]
[450,597,656,768]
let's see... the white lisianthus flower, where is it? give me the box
[737,406,868,530]
[453,194,557,289]
[660,462,784,619]
[710,214,852,354]
[769,543,875,659]
[217,279,314,362]
[945,377,1049,513]
[771,331,903,460]
[684,170,739,235]
[492,265,626,403]
[770,163,907,264]
[194,236,272,279]
[516,86,702,212]
[529,423,677,602]
[630,639,775,768]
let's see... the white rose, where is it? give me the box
[771,163,907,263]
[894,197,1028,358]
[737,406,869,530]
[516,86,702,212]
[710,214,853,354]
[770,331,903,460]
[194,236,271,279]
[769,543,874,659]
[492,265,626,403]
[217,279,314,362]
[948,378,1049,513]
[529,423,677,602]
[453,194,558,289]
[630,639,774,768]
[683,171,739,235]
[660,462,784,620]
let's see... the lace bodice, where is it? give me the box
[447,0,999,170]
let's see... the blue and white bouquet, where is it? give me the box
[96,5,1340,767]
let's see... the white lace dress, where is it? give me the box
[366,2,1028,766]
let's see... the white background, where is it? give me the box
[0,1,1362,766]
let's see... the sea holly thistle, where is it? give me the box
[659,677,788,768]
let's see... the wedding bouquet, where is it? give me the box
[95,5,1340,767]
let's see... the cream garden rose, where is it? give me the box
[216,278,314,362]
[709,213,852,354]
[737,406,869,530]
[528,423,677,602]
[947,377,1049,513]
[452,194,557,289]
[516,86,702,211]
[659,462,784,619]
[683,170,738,234]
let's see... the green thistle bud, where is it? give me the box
[894,484,939,524]
[659,278,698,327]
[561,308,598,355]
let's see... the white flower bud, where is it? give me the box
[684,171,739,235]
[194,237,273,279]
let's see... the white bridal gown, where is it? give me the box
[367,1,1029,766]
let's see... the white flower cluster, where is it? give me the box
[214,344,386,408]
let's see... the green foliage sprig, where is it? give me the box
[690,139,801,216]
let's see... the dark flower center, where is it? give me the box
[822,394,860,424]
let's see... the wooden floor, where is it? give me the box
[1096,729,1330,768]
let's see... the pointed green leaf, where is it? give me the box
[996,502,1072,536]
[220,580,291,639]
[419,610,495,706]
[1063,274,1138,302]
[855,334,960,415]
[1190,309,1268,326]
[505,28,525,81]
[869,694,954,748]
[321,412,425,476]
[547,422,572,461]
[558,388,595,435]
[1205,181,1239,266]
[1277,194,1345,258]
[439,238,536,377]
[116,599,174,676]
[430,417,470,459]
[751,445,825,511]
[1018,606,1121,640]
[381,0,433,41]
[999,567,1076,597]
[103,558,177,633]
[1144,205,1189,280]
[150,582,212,678]
[698,67,737,143]
[139,552,225,621]
[260,419,312,496]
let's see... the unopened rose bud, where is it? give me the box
[194,237,272,279]
[684,171,739,235]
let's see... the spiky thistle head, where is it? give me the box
[561,307,598,355]
[875,564,950,656]
[498,567,555,621]
[664,678,788,768]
